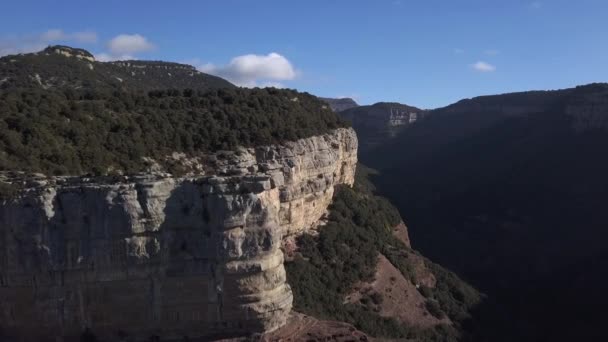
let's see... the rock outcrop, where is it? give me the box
[0,128,357,341]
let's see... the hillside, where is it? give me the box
[0,45,234,91]
[320,97,359,112]
[285,165,481,341]
[0,45,481,342]
[0,47,347,176]
[363,83,608,341]
[339,102,427,152]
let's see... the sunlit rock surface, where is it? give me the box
[0,128,357,341]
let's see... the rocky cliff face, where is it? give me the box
[0,128,357,341]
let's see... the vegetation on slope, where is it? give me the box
[285,166,480,341]
[0,87,347,176]
[338,102,426,152]
[0,45,235,91]
[319,97,359,112]
[363,83,608,341]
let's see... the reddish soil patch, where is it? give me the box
[403,250,437,289]
[392,221,436,288]
[346,255,449,329]
[392,222,411,248]
[261,312,372,341]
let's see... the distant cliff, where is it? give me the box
[364,83,608,341]
[0,128,357,341]
[339,102,426,153]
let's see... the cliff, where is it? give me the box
[339,102,426,153]
[0,128,357,341]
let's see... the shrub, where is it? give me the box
[0,87,348,175]
[426,300,445,319]
[285,166,472,341]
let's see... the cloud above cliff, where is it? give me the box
[471,61,496,72]
[94,33,155,61]
[195,52,297,87]
[41,29,98,44]
[107,34,154,55]
[0,29,97,57]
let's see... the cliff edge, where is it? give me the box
[0,128,357,341]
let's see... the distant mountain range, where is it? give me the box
[0,45,234,92]
[360,83,608,341]
[338,102,427,152]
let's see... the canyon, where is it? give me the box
[0,128,357,341]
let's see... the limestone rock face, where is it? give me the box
[0,128,357,341]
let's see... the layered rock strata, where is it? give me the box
[0,128,357,341]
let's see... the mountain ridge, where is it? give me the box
[361,82,608,341]
[0,45,235,91]
[319,97,359,112]
[339,101,427,152]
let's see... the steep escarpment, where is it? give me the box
[0,128,357,341]
[364,83,608,341]
[339,102,427,153]
[0,45,482,341]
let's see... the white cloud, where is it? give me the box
[95,52,135,62]
[40,29,65,41]
[484,49,500,56]
[0,29,97,57]
[453,48,465,55]
[94,34,155,61]
[258,81,287,88]
[471,61,496,72]
[107,34,154,55]
[71,31,98,44]
[195,52,298,87]
[41,29,97,43]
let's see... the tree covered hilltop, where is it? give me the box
[0,47,348,176]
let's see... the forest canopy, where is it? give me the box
[0,87,348,175]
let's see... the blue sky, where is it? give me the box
[1,0,607,108]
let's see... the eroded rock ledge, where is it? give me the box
[0,128,357,341]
